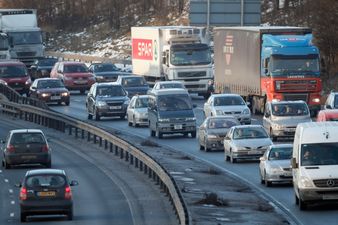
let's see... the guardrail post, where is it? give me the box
[125,151,129,162]
[99,137,102,147]
[130,155,134,165]
[140,161,143,171]
[144,164,148,174]
[68,126,72,135]
[110,143,113,152]
[135,158,138,168]
[93,135,97,144]
[115,146,118,156]
[87,132,91,142]
[75,128,78,138]
[120,148,124,159]
[104,140,108,150]
[81,130,85,139]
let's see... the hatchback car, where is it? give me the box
[29,78,70,105]
[50,61,95,94]
[148,81,186,94]
[29,58,58,80]
[262,101,311,141]
[88,62,130,82]
[324,91,338,109]
[127,95,149,127]
[316,109,338,121]
[0,60,31,95]
[224,125,272,163]
[86,82,130,120]
[259,144,293,187]
[116,75,149,97]
[204,94,251,124]
[198,116,240,151]
[18,169,78,222]
[1,129,51,169]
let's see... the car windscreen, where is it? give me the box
[135,98,148,108]
[208,118,239,129]
[10,133,45,144]
[161,83,184,89]
[38,59,58,67]
[301,143,338,166]
[214,96,245,106]
[0,65,27,78]
[158,94,192,111]
[122,77,146,87]
[94,64,119,72]
[37,80,64,89]
[268,147,292,160]
[26,175,66,188]
[97,86,126,97]
[64,64,88,73]
[233,127,269,139]
[271,103,309,116]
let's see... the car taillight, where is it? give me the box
[7,145,15,153]
[65,186,72,199]
[41,145,49,152]
[20,187,27,201]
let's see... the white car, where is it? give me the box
[127,95,149,127]
[224,125,272,163]
[324,91,338,109]
[259,144,293,187]
[203,94,251,124]
[148,81,186,94]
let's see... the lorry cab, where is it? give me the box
[292,122,338,210]
[148,88,196,139]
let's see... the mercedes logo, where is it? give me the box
[327,179,335,187]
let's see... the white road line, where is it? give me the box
[4,179,9,183]
[9,189,13,194]
[0,169,2,173]
[10,213,14,217]
[11,200,15,205]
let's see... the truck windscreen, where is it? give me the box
[271,56,319,76]
[8,31,42,45]
[158,94,192,111]
[170,47,211,66]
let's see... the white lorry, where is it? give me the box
[0,9,44,66]
[292,122,338,210]
[131,26,213,98]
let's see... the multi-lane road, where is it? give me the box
[51,93,338,225]
[0,116,177,225]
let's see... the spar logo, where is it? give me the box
[223,35,234,65]
[132,38,153,60]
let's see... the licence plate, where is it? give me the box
[51,96,61,100]
[74,80,87,84]
[248,150,260,155]
[21,155,37,159]
[174,124,183,130]
[323,195,338,200]
[38,191,56,197]
[110,106,121,109]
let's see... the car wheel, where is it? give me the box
[67,209,73,220]
[264,171,272,187]
[270,128,277,142]
[156,126,163,139]
[150,129,155,137]
[225,153,230,161]
[299,197,307,210]
[94,108,100,121]
[230,152,236,163]
[133,116,138,127]
[199,144,204,150]
[20,212,27,222]
[87,113,93,120]
[65,101,70,106]
[128,116,132,126]
[260,170,265,184]
[191,131,196,138]
[204,141,210,152]
[295,194,299,205]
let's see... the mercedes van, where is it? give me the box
[292,122,338,210]
[148,88,196,139]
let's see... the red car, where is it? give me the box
[50,61,95,94]
[0,61,31,95]
[316,109,338,121]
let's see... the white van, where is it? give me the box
[292,122,338,210]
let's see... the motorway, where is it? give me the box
[51,93,338,225]
[0,116,177,225]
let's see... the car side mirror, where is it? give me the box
[326,105,332,109]
[31,86,36,90]
[14,182,22,188]
[70,180,79,186]
[291,158,298,169]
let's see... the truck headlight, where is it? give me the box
[312,98,320,103]
[299,176,313,188]
[96,101,107,107]
[242,108,250,114]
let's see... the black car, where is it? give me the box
[115,75,149,98]
[18,169,78,222]
[1,129,51,169]
[29,58,58,80]
[88,62,130,82]
[86,82,130,120]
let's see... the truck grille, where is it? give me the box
[313,179,338,188]
[177,71,206,78]
[16,52,36,57]
[276,80,317,92]
[283,94,308,102]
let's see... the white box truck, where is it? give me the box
[0,9,44,66]
[292,122,338,210]
[131,26,213,98]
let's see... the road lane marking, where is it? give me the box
[10,213,14,217]
[0,169,2,173]
[4,179,9,183]
[9,189,13,194]
[11,201,15,205]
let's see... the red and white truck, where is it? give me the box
[131,26,213,98]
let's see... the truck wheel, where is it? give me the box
[20,212,27,222]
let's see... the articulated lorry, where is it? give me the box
[131,26,213,98]
[213,27,322,115]
[0,9,44,66]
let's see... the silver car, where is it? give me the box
[262,101,311,141]
[127,95,149,127]
[203,94,251,124]
[198,116,240,152]
[259,144,293,187]
[224,125,272,163]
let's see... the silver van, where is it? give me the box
[263,101,311,141]
[148,88,196,139]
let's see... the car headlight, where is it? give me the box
[159,118,170,122]
[96,75,104,80]
[242,108,250,114]
[215,110,224,115]
[96,101,107,107]
[25,78,31,85]
[299,176,313,188]
[207,134,217,139]
[123,99,130,105]
[41,93,50,97]
[270,167,282,174]
[61,92,69,97]
[186,117,196,122]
